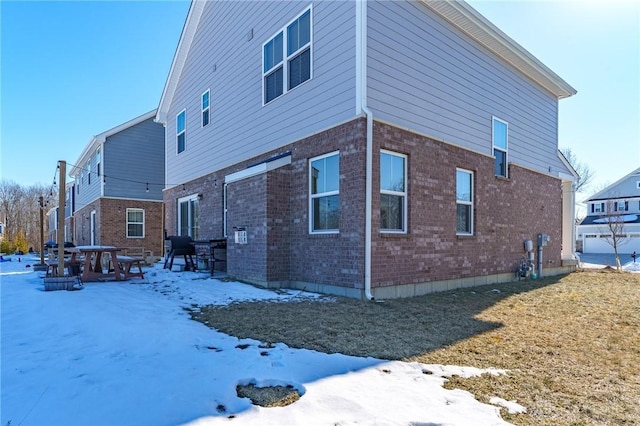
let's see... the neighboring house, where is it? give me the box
[46,182,75,245]
[156,0,578,299]
[577,167,640,255]
[68,110,165,258]
[46,206,59,243]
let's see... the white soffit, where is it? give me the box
[423,1,577,99]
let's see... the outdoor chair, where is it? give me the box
[163,236,196,271]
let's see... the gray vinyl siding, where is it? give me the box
[103,118,165,200]
[74,157,101,212]
[165,0,357,187]
[367,1,565,175]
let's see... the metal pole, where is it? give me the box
[57,161,66,276]
[39,196,45,266]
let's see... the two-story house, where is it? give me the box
[69,110,165,258]
[577,167,640,255]
[46,181,75,244]
[156,0,577,299]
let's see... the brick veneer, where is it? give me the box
[371,121,563,288]
[163,118,568,298]
[73,198,164,257]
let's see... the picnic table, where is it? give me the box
[76,246,125,282]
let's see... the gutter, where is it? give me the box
[363,105,374,301]
[357,0,374,301]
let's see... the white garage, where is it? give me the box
[582,233,640,254]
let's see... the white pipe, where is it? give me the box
[358,0,374,301]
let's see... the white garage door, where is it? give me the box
[583,234,640,254]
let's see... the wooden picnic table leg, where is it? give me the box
[112,251,123,281]
[82,253,92,282]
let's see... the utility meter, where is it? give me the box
[537,234,550,247]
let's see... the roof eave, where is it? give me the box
[69,109,157,177]
[422,0,577,99]
[156,0,206,125]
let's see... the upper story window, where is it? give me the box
[380,150,407,233]
[310,151,339,233]
[202,90,210,127]
[456,169,474,235]
[263,7,312,105]
[592,202,604,213]
[96,148,101,178]
[177,110,186,154]
[492,117,508,178]
[614,200,628,212]
[126,208,145,238]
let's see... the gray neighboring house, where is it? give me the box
[577,167,640,254]
[68,110,165,258]
[156,0,578,299]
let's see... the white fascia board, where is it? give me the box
[156,0,206,124]
[557,150,579,181]
[69,110,157,177]
[586,167,640,201]
[94,109,157,143]
[422,0,577,99]
[225,155,292,184]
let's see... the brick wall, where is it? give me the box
[371,121,563,287]
[287,119,367,288]
[73,198,164,256]
[162,118,564,295]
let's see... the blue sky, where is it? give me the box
[1,0,638,200]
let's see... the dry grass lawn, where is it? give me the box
[191,271,640,425]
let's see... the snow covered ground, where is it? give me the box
[1,255,522,425]
[577,253,640,272]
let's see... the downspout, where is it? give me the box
[357,0,374,300]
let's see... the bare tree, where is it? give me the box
[597,199,630,271]
[0,179,56,252]
[560,148,595,194]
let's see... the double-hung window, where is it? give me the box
[202,90,210,127]
[615,200,628,212]
[492,117,508,177]
[126,208,145,238]
[456,169,474,235]
[380,151,407,232]
[263,7,312,104]
[310,152,339,233]
[177,110,186,154]
[96,148,101,178]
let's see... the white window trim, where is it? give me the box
[456,168,474,236]
[126,208,145,239]
[380,149,408,234]
[262,5,313,106]
[176,109,186,154]
[201,89,210,127]
[492,116,508,178]
[309,151,339,234]
[178,193,199,238]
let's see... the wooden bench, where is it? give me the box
[46,259,82,277]
[121,247,153,265]
[116,255,145,279]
